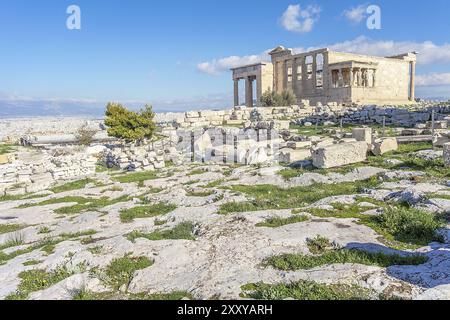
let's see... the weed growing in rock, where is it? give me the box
[0,224,25,235]
[185,190,214,197]
[218,179,380,214]
[256,215,309,228]
[5,265,75,300]
[264,249,427,271]
[103,254,153,290]
[50,178,103,193]
[241,281,374,300]
[366,206,446,246]
[126,222,197,242]
[306,235,332,254]
[119,203,177,223]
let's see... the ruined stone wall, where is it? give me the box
[104,141,168,172]
[156,105,315,129]
[0,151,97,196]
[299,104,450,127]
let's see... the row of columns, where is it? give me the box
[233,76,255,108]
[332,68,377,88]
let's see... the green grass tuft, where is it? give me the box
[50,178,103,193]
[5,266,75,300]
[103,254,153,290]
[0,224,26,235]
[185,190,214,197]
[218,178,380,214]
[72,290,193,300]
[202,179,225,188]
[22,260,42,266]
[306,235,332,254]
[241,280,373,300]
[119,203,177,223]
[256,215,309,228]
[0,144,15,155]
[366,206,446,246]
[264,249,428,271]
[187,168,207,176]
[112,171,170,184]
[126,222,196,242]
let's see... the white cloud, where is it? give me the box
[280,4,321,33]
[342,4,368,24]
[416,73,450,86]
[196,53,268,76]
[320,36,450,65]
[197,36,450,76]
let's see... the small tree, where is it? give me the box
[75,124,97,146]
[104,103,156,143]
[261,89,278,107]
[280,89,297,106]
[260,88,297,107]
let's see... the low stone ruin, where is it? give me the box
[298,102,450,127]
[104,142,168,171]
[0,148,97,196]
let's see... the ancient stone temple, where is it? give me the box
[231,46,417,107]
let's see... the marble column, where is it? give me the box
[245,77,254,108]
[410,62,416,101]
[234,79,239,106]
[338,69,343,87]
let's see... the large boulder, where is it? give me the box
[312,141,368,169]
[372,137,398,156]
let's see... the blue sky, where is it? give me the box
[1,0,449,116]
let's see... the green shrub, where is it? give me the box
[260,89,296,107]
[104,103,156,143]
[306,235,332,254]
[369,206,446,246]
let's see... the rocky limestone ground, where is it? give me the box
[0,144,449,300]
